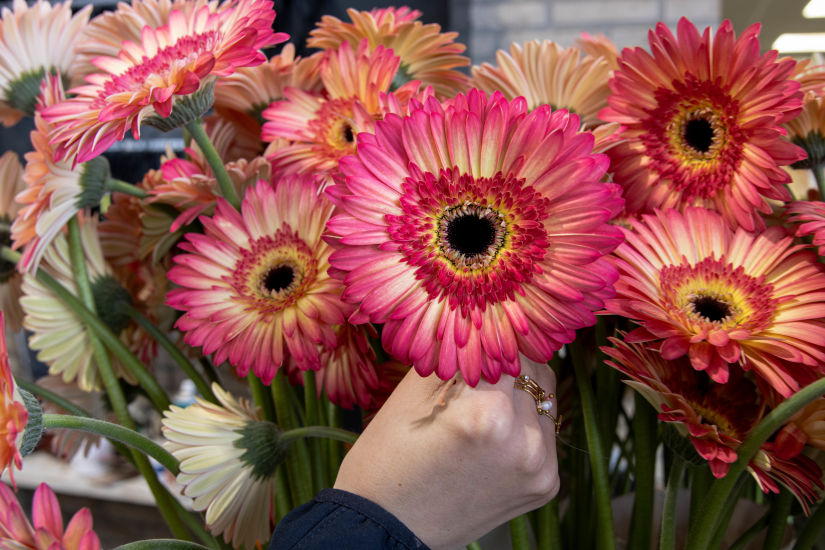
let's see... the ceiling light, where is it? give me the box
[804,0,825,18]
[772,33,825,53]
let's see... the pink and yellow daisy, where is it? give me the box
[0,482,101,549]
[603,337,823,511]
[784,91,825,170]
[316,323,379,409]
[0,0,90,126]
[42,0,287,164]
[262,39,428,179]
[307,7,470,98]
[600,18,805,231]
[604,207,825,397]
[786,200,825,256]
[327,89,624,386]
[166,176,351,384]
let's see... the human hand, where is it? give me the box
[334,355,560,550]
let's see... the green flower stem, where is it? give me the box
[762,489,793,550]
[727,513,769,550]
[106,178,148,198]
[688,465,711,532]
[279,426,359,445]
[66,218,188,541]
[792,500,825,550]
[126,304,217,405]
[303,371,326,492]
[570,340,616,550]
[324,396,344,482]
[1,246,171,413]
[628,392,657,550]
[15,377,91,417]
[114,541,210,550]
[508,514,530,550]
[813,165,825,200]
[274,465,293,524]
[659,458,685,550]
[272,371,313,507]
[199,357,221,385]
[184,119,239,210]
[465,542,482,550]
[42,413,179,474]
[248,373,276,422]
[536,499,561,550]
[706,475,748,550]
[686,375,825,550]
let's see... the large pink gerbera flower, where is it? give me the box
[166,177,351,384]
[600,18,805,231]
[604,207,825,397]
[327,89,624,386]
[42,0,287,164]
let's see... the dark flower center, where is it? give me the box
[264,265,295,292]
[342,123,354,144]
[690,295,732,323]
[446,215,496,257]
[683,117,714,153]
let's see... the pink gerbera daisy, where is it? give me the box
[600,17,805,231]
[166,176,351,384]
[327,89,624,386]
[786,200,825,256]
[42,0,287,164]
[604,207,825,397]
[316,323,379,409]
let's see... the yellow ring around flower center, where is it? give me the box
[435,202,509,271]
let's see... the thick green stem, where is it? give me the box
[727,513,769,550]
[706,476,748,550]
[686,375,825,550]
[66,218,188,541]
[571,341,616,550]
[659,458,685,550]
[688,466,711,532]
[303,371,325,492]
[106,178,149,198]
[793,500,825,550]
[43,413,178,474]
[272,372,313,507]
[274,465,293,524]
[628,393,657,550]
[185,119,239,210]
[536,499,561,550]
[508,514,530,550]
[280,426,359,445]
[126,305,217,405]
[762,489,793,550]
[813,164,825,200]
[249,373,276,422]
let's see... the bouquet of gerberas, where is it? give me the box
[2,1,825,548]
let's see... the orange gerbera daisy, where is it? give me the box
[307,6,470,98]
[604,207,825,397]
[43,0,287,164]
[262,39,429,179]
[600,18,805,231]
[0,311,26,489]
[0,0,90,126]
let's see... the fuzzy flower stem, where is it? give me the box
[536,499,561,550]
[303,371,325,492]
[272,371,313,507]
[184,119,240,210]
[43,413,179,474]
[571,339,616,550]
[792,500,825,550]
[106,178,149,198]
[763,489,793,550]
[686,376,825,550]
[0,246,171,412]
[508,514,530,550]
[659,458,685,550]
[279,426,359,445]
[814,165,825,200]
[125,304,217,405]
[66,217,189,541]
[15,376,90,417]
[248,373,276,422]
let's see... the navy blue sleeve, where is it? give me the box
[268,488,430,550]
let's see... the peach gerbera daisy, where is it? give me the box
[784,91,825,170]
[604,207,825,397]
[600,18,805,231]
[307,6,470,98]
[166,177,351,384]
[42,0,287,164]
[0,0,90,126]
[787,200,825,256]
[0,311,26,489]
[262,39,428,179]
[327,89,624,386]
[472,41,611,128]
[575,32,620,71]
